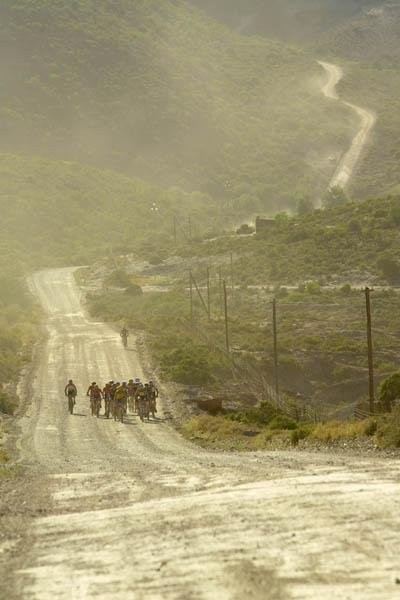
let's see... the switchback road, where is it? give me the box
[318,60,376,191]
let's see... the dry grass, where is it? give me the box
[182,415,258,450]
[182,414,384,452]
[309,420,377,443]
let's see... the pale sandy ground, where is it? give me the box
[1,268,400,599]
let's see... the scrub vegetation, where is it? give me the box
[0,0,354,209]
[182,406,400,452]
[86,191,400,429]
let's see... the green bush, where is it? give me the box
[106,269,132,289]
[0,392,18,415]
[160,344,218,385]
[227,401,278,426]
[376,254,400,283]
[269,415,298,430]
[376,408,400,448]
[125,284,143,297]
[379,372,400,412]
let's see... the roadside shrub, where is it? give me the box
[376,408,400,448]
[182,415,252,448]
[376,254,400,283]
[310,421,369,442]
[269,415,297,430]
[160,343,219,385]
[379,372,400,412]
[226,402,278,426]
[0,391,17,415]
[363,419,378,437]
[305,281,321,295]
[340,284,352,296]
[106,269,132,288]
[125,283,143,297]
[290,426,312,446]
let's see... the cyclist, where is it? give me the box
[64,380,77,414]
[133,378,141,413]
[65,379,77,398]
[127,379,136,413]
[120,327,129,348]
[137,383,149,422]
[103,381,113,419]
[87,382,102,417]
[114,383,127,422]
[148,380,158,417]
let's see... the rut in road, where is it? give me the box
[9,268,400,599]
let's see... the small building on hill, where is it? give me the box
[255,217,275,234]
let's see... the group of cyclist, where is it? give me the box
[64,378,159,423]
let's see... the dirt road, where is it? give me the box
[5,268,400,599]
[318,60,376,190]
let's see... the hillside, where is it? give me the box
[0,0,354,210]
[190,1,375,42]
[190,195,400,286]
[84,193,400,416]
[0,154,226,272]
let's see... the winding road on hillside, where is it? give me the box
[2,267,399,599]
[318,61,376,190]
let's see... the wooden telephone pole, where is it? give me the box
[272,298,279,402]
[223,280,230,355]
[206,266,211,320]
[189,270,194,322]
[365,287,375,414]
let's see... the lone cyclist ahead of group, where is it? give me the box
[65,377,159,422]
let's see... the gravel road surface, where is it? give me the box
[3,268,400,599]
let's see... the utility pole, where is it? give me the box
[223,280,230,355]
[188,216,192,241]
[173,216,177,245]
[218,267,223,315]
[206,266,211,320]
[230,252,234,298]
[189,270,194,322]
[365,287,375,414]
[272,298,280,404]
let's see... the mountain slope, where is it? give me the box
[0,0,353,209]
[0,153,220,271]
[190,1,375,43]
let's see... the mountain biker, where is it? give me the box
[87,382,102,417]
[86,382,98,398]
[114,383,127,422]
[127,379,136,412]
[148,380,158,416]
[103,381,113,418]
[120,327,129,348]
[149,380,159,399]
[137,383,149,421]
[65,380,77,399]
[133,378,141,413]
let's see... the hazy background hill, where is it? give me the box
[192,0,400,199]
[316,3,400,197]
[190,1,376,43]
[0,0,354,210]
